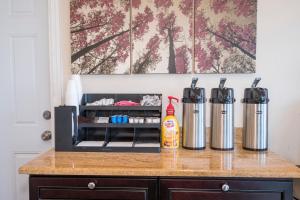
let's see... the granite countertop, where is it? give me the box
[19,144,300,178]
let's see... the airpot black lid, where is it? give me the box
[182,88,206,103]
[210,78,235,104]
[242,78,269,104]
[182,77,206,103]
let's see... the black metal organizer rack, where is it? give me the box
[55,94,162,153]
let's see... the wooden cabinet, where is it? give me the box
[29,176,293,200]
[30,176,157,200]
[160,179,292,200]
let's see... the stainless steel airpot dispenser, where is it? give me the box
[182,78,206,150]
[242,78,269,151]
[210,78,235,150]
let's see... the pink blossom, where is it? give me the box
[99,0,113,8]
[111,11,126,32]
[175,45,189,73]
[179,0,193,16]
[211,0,229,14]
[132,0,141,8]
[146,35,161,65]
[154,0,172,9]
[132,35,162,73]
[195,11,208,38]
[157,12,179,40]
[132,7,154,39]
[116,33,130,62]
[195,43,213,71]
[217,19,256,54]
[146,35,160,51]
[234,0,257,17]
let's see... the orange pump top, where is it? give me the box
[166,96,179,116]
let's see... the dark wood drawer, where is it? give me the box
[39,188,147,200]
[30,176,157,200]
[160,178,292,200]
[168,190,281,200]
[29,176,293,200]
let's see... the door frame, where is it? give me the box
[48,0,64,141]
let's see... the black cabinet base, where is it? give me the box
[30,176,158,200]
[29,176,293,200]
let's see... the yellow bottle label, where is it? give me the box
[161,116,180,149]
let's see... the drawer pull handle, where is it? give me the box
[88,182,96,190]
[221,183,230,192]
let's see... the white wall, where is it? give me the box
[60,0,300,164]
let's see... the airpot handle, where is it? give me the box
[251,77,261,88]
[191,77,198,89]
[219,78,227,89]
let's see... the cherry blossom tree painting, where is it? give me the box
[195,0,257,73]
[132,0,193,74]
[70,0,256,74]
[70,0,131,74]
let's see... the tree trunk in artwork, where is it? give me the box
[71,29,130,63]
[168,29,176,74]
[207,29,256,60]
[87,47,118,74]
[132,51,151,74]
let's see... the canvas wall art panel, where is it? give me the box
[131,0,193,74]
[70,0,131,74]
[70,0,257,74]
[194,0,257,73]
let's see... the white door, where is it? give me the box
[0,0,51,199]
